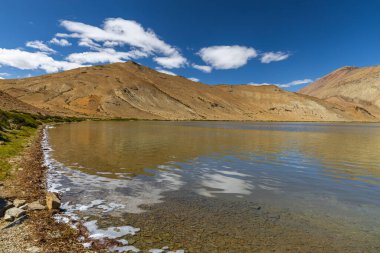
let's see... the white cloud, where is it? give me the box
[197,45,257,70]
[0,73,9,80]
[77,38,102,50]
[49,38,71,47]
[26,40,56,54]
[249,82,272,86]
[188,77,199,82]
[286,79,313,86]
[192,64,212,73]
[155,67,177,76]
[260,51,290,64]
[58,18,186,68]
[249,78,313,88]
[153,53,187,69]
[66,48,147,64]
[103,41,122,47]
[0,48,84,73]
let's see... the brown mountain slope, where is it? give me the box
[0,90,46,115]
[299,66,380,118]
[0,62,375,121]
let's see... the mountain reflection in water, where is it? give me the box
[46,121,380,252]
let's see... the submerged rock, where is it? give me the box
[46,192,61,210]
[28,201,46,211]
[4,207,26,221]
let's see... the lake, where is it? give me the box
[44,121,380,252]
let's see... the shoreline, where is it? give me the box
[0,126,97,253]
[94,117,380,124]
[41,121,380,252]
[2,122,380,252]
[41,125,141,253]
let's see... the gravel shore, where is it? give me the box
[0,127,96,253]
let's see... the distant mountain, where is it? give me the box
[299,66,380,119]
[0,62,376,121]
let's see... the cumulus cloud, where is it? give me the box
[58,18,186,68]
[26,40,56,54]
[192,64,212,73]
[153,53,187,69]
[197,45,257,70]
[103,41,122,47]
[155,67,177,76]
[188,77,199,82]
[66,48,147,64]
[260,51,290,64]
[77,38,102,50]
[249,78,313,88]
[0,48,84,73]
[49,38,71,47]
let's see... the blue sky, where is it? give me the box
[0,0,379,91]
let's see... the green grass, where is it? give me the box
[0,126,37,180]
[0,110,84,180]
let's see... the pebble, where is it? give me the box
[4,207,26,221]
[19,204,28,210]
[4,214,13,222]
[26,246,41,253]
[27,201,46,211]
[13,199,27,208]
[46,192,61,210]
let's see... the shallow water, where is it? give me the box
[45,121,380,252]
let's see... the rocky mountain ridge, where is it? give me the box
[0,62,377,122]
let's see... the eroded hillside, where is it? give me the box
[299,66,380,119]
[0,62,376,121]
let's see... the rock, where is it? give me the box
[4,207,26,221]
[2,214,28,228]
[19,204,28,210]
[28,201,46,211]
[26,246,41,253]
[46,192,61,210]
[0,199,13,217]
[4,213,14,222]
[13,199,27,208]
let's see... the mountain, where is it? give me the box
[0,62,376,121]
[0,90,46,115]
[299,66,380,119]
